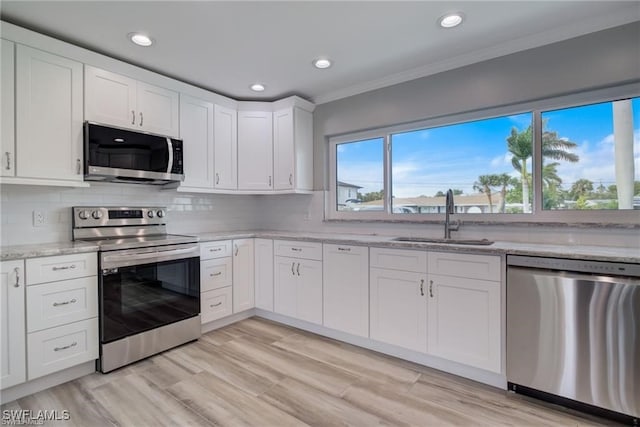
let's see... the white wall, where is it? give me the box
[0,184,260,245]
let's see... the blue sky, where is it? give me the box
[337,97,640,197]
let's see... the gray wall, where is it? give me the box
[313,22,640,190]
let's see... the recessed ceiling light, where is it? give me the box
[129,32,153,47]
[250,83,266,92]
[438,13,464,28]
[313,58,332,69]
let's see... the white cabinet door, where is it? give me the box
[85,65,137,129]
[1,39,15,177]
[427,274,501,373]
[273,108,294,190]
[296,259,323,325]
[273,107,313,191]
[323,244,369,337]
[180,95,214,189]
[254,238,274,311]
[237,110,273,190]
[1,260,26,389]
[232,239,254,313]
[16,45,83,181]
[136,81,179,137]
[274,256,298,318]
[213,105,238,190]
[370,267,427,353]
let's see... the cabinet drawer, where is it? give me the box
[27,317,98,380]
[26,253,97,285]
[274,240,322,260]
[200,240,232,260]
[26,276,98,332]
[429,252,501,281]
[200,257,232,292]
[370,247,427,273]
[201,287,232,323]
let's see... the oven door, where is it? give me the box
[99,243,200,344]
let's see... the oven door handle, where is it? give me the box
[102,245,199,268]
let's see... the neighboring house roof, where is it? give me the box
[360,193,503,207]
[337,181,363,189]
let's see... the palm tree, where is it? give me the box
[473,175,498,213]
[507,124,578,212]
[495,173,516,213]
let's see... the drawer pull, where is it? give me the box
[54,342,77,352]
[209,248,222,252]
[52,265,76,271]
[53,298,77,307]
[291,248,302,252]
[210,302,223,308]
[210,271,222,277]
[337,247,351,252]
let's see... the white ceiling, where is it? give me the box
[1,1,639,104]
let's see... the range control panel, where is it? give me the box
[72,206,166,228]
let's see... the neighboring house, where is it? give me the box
[337,181,363,207]
[356,193,504,214]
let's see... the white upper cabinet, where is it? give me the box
[16,45,83,182]
[85,66,179,137]
[237,110,273,190]
[273,106,313,191]
[214,104,238,190]
[1,39,15,177]
[179,94,215,190]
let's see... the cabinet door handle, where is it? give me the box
[291,262,295,276]
[420,279,424,296]
[210,302,223,308]
[131,110,136,125]
[268,175,272,187]
[429,280,434,298]
[53,298,77,307]
[210,271,222,277]
[52,265,76,271]
[215,173,220,185]
[76,158,81,175]
[337,247,351,252]
[13,267,20,288]
[5,152,11,170]
[289,173,293,185]
[139,112,144,126]
[54,342,77,352]
[234,244,239,256]
[296,263,300,276]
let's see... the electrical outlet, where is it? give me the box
[33,210,46,227]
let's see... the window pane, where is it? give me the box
[390,113,532,214]
[336,138,384,212]
[541,97,639,210]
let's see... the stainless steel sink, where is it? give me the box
[392,237,494,245]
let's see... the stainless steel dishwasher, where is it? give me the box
[507,255,640,424]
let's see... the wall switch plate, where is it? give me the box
[33,210,45,227]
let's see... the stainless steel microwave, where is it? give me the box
[84,122,184,185]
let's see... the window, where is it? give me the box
[329,90,639,223]
[540,98,639,210]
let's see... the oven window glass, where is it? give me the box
[101,257,200,343]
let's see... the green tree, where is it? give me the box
[495,173,517,213]
[542,162,564,209]
[473,175,499,213]
[359,190,384,202]
[569,179,594,200]
[507,124,578,212]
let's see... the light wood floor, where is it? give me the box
[3,317,615,426]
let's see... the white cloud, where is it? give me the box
[490,152,513,168]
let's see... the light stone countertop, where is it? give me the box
[2,231,637,263]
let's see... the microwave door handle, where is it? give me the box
[166,138,174,174]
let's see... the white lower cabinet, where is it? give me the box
[369,267,427,353]
[200,257,232,292]
[274,240,322,325]
[323,244,369,337]
[254,239,274,311]
[232,239,255,313]
[201,287,233,323]
[427,252,501,373]
[1,260,26,389]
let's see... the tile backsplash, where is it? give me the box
[1,185,637,249]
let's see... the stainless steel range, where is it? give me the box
[72,206,201,373]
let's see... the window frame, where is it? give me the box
[327,83,640,225]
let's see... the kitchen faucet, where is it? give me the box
[444,189,460,239]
